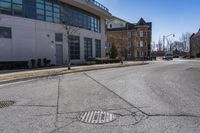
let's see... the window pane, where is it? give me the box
[0,27,12,38]
[36,3,44,9]
[36,0,44,4]
[13,3,23,16]
[84,38,92,59]
[13,0,22,4]
[0,1,11,14]
[37,9,44,15]
[95,39,101,58]
[37,14,44,20]
[23,0,36,19]
[55,33,63,42]
[46,11,52,16]
[69,35,80,59]
[53,7,60,13]
[46,16,53,22]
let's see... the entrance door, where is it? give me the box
[56,45,63,65]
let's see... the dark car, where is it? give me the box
[173,54,179,58]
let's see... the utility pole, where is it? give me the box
[163,34,175,52]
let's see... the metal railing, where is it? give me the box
[86,0,109,12]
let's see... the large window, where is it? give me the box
[13,0,23,16]
[0,0,100,32]
[53,3,60,23]
[0,0,12,15]
[62,5,100,33]
[95,39,101,58]
[36,0,45,20]
[0,27,12,38]
[45,0,53,22]
[84,38,93,59]
[69,35,80,60]
[23,0,36,19]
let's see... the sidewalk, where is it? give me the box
[0,61,149,84]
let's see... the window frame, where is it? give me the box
[0,27,12,39]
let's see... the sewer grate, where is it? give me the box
[77,111,116,124]
[0,101,15,108]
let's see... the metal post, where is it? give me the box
[66,27,71,70]
[143,45,144,64]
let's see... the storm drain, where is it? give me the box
[77,111,116,124]
[0,101,15,108]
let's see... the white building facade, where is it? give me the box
[0,0,111,66]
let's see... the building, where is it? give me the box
[106,17,152,60]
[0,0,111,67]
[190,29,200,58]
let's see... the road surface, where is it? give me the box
[0,59,200,133]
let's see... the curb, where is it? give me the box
[0,63,149,85]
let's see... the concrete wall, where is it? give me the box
[0,14,106,66]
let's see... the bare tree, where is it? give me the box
[61,8,80,70]
[158,37,163,51]
[166,37,174,51]
[180,32,191,52]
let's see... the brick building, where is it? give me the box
[106,17,152,60]
[190,29,200,57]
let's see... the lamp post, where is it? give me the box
[163,34,175,52]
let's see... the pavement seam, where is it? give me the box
[83,73,150,116]
[83,73,200,119]
[56,76,61,121]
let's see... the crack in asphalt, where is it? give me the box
[84,73,149,116]
[50,120,77,133]
[56,76,61,121]
[38,71,200,132]
[84,73,200,119]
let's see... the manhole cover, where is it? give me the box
[78,111,116,124]
[0,101,15,108]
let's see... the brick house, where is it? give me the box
[190,29,200,57]
[106,17,152,60]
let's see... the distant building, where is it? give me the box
[190,29,200,57]
[106,17,152,60]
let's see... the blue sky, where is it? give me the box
[97,0,200,43]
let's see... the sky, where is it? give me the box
[97,0,200,44]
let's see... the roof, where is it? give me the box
[137,18,146,25]
[107,17,152,31]
[106,16,128,24]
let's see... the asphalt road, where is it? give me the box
[0,59,200,133]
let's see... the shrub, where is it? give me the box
[43,58,47,67]
[31,59,35,68]
[95,58,120,64]
[109,45,118,59]
[196,53,200,57]
[37,59,41,67]
[47,59,51,66]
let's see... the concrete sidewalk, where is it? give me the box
[0,61,149,84]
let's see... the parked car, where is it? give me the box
[163,52,173,60]
[173,54,179,58]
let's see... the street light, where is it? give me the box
[163,34,175,52]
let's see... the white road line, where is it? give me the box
[88,111,94,123]
[85,112,91,122]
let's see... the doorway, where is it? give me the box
[56,44,63,65]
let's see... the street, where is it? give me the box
[0,59,200,133]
